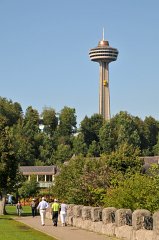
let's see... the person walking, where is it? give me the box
[30,198,37,217]
[16,201,23,216]
[37,197,49,226]
[60,201,68,226]
[51,199,60,226]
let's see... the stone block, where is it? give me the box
[67,204,75,217]
[132,209,151,230]
[73,217,84,228]
[81,219,93,231]
[102,207,117,224]
[73,205,84,218]
[91,207,103,222]
[153,211,159,234]
[82,206,92,220]
[102,223,116,236]
[67,216,73,226]
[115,208,132,227]
[93,221,103,233]
[135,229,153,240]
[115,225,133,240]
[152,232,159,240]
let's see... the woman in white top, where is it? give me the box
[60,201,67,226]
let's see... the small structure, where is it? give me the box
[141,156,159,173]
[142,156,159,165]
[19,165,57,188]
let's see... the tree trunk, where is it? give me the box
[0,191,7,215]
[0,199,5,215]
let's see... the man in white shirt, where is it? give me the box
[37,197,49,226]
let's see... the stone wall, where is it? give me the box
[46,204,159,240]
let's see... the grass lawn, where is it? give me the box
[5,205,32,216]
[0,206,57,240]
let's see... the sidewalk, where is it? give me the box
[15,216,119,240]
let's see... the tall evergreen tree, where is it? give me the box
[80,114,104,147]
[0,97,23,126]
[41,107,58,136]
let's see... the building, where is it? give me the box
[89,31,118,120]
[19,165,57,188]
[141,156,159,173]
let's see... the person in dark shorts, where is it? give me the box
[30,198,37,217]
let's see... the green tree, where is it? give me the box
[99,111,141,155]
[53,144,72,164]
[104,143,143,174]
[51,156,85,203]
[38,134,56,165]
[133,116,149,155]
[72,133,88,156]
[153,134,159,155]
[18,106,41,165]
[78,158,113,206]
[99,121,116,154]
[24,106,40,136]
[103,172,159,212]
[0,98,23,214]
[11,120,36,166]
[0,97,23,126]
[0,125,20,214]
[41,107,58,136]
[114,111,141,148]
[18,175,40,200]
[87,140,100,157]
[52,156,113,206]
[58,106,77,139]
[144,116,159,155]
[13,108,57,166]
[80,114,104,147]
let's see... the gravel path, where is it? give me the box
[15,215,119,240]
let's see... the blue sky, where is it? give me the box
[0,0,159,126]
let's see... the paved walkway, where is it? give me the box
[15,216,119,240]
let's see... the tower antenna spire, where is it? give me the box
[103,28,104,40]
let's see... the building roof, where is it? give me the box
[19,165,57,175]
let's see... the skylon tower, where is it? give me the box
[89,31,118,120]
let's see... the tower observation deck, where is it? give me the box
[89,34,118,120]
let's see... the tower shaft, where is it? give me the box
[99,62,110,120]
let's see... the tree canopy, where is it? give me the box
[0,96,159,212]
